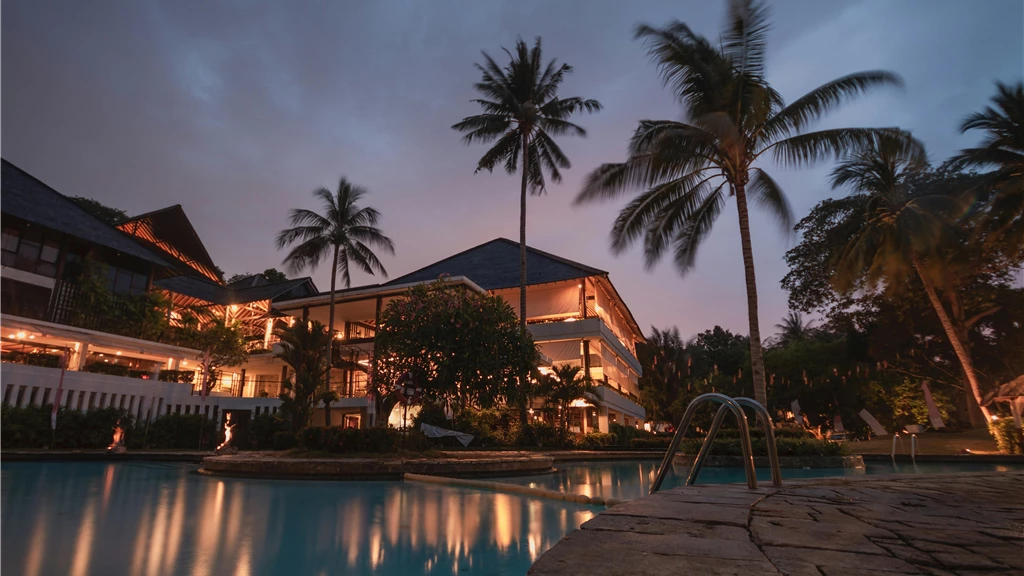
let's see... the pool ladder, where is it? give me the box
[650,393,782,494]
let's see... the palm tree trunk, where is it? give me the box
[325,246,339,428]
[912,254,992,423]
[733,183,769,408]
[517,134,530,427]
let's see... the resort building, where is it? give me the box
[1,159,645,434]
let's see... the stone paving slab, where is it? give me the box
[529,471,1024,575]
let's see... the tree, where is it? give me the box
[188,319,250,396]
[452,37,602,330]
[274,320,331,429]
[637,326,685,424]
[226,268,289,285]
[71,196,128,225]
[774,311,814,346]
[371,279,538,421]
[954,81,1024,256]
[829,140,995,423]
[276,179,394,418]
[573,0,922,410]
[539,364,598,446]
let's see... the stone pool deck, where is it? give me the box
[529,471,1024,575]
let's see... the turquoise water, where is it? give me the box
[2,459,1020,576]
[494,459,1024,501]
[0,462,597,576]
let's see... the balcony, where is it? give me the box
[527,317,642,374]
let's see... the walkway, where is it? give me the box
[529,471,1024,575]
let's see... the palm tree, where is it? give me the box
[775,311,814,345]
[452,37,602,327]
[954,81,1024,256]
[274,320,332,429]
[277,179,395,423]
[829,138,993,422]
[574,0,922,409]
[540,364,599,446]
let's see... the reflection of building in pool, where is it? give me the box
[1,159,645,432]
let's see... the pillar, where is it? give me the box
[263,318,273,349]
[76,343,90,371]
[598,406,609,433]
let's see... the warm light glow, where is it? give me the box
[116,351,122,356]
[230,305,238,312]
[182,360,188,366]
[7,334,14,339]
[28,334,35,339]
[991,415,999,421]
[16,332,25,339]
[569,399,593,408]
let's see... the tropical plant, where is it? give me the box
[179,318,249,395]
[829,139,995,422]
[274,320,332,429]
[574,0,922,409]
[637,326,685,424]
[276,178,394,409]
[774,311,815,346]
[954,81,1024,255]
[452,37,602,330]
[372,279,538,421]
[539,364,598,447]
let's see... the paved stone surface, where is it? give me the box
[529,471,1024,575]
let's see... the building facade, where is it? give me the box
[1,160,645,434]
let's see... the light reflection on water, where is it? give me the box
[1,462,596,576]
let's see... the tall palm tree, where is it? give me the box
[574,0,922,408]
[954,81,1024,256]
[277,179,395,425]
[452,37,602,328]
[829,139,993,422]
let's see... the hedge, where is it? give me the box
[989,418,1023,455]
[158,369,195,384]
[629,435,844,456]
[296,426,432,453]
[0,404,215,449]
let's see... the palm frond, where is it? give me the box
[747,168,793,233]
[720,0,770,77]
[769,128,924,168]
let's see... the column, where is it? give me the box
[76,343,90,371]
[263,318,274,349]
[598,406,609,433]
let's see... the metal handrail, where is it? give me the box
[685,397,782,487]
[649,393,757,493]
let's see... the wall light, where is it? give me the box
[7,334,15,339]
[28,335,35,340]
[16,332,25,339]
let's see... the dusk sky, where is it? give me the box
[3,0,1021,341]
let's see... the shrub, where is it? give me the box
[0,404,133,449]
[576,432,614,449]
[250,413,287,449]
[610,423,652,446]
[272,431,298,450]
[83,362,132,377]
[989,418,1023,455]
[297,426,428,453]
[142,414,216,449]
[1,351,62,368]
[158,369,195,384]
[630,437,672,450]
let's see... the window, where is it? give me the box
[1,227,19,253]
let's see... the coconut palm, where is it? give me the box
[829,138,993,422]
[452,37,601,327]
[540,364,598,446]
[574,0,923,408]
[954,81,1024,255]
[276,179,394,420]
[775,311,814,345]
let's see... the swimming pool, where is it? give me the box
[2,459,1019,575]
[493,459,1024,501]
[0,461,596,576]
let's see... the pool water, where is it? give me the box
[494,459,1024,501]
[0,462,596,576]
[2,459,1019,575]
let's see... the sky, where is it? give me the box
[3,0,1022,341]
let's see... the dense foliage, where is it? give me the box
[274,320,332,429]
[0,405,216,449]
[372,280,539,417]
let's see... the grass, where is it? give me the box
[846,427,1000,455]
